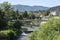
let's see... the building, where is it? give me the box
[50,11,60,16]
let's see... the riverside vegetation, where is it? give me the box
[0,2,51,40]
[29,17,60,40]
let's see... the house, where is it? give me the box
[50,11,60,16]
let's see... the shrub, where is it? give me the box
[29,17,60,40]
[0,30,17,40]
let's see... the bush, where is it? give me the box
[13,20,22,30]
[29,17,60,40]
[8,31,16,40]
[0,30,17,40]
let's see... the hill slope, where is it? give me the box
[11,5,48,11]
[49,6,60,11]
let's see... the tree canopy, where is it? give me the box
[29,17,60,40]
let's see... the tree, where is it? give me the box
[1,2,11,20]
[11,11,17,20]
[7,21,13,29]
[44,10,50,16]
[8,8,15,20]
[0,2,11,30]
[28,12,35,19]
[1,2,11,12]
[0,9,8,30]
[19,15,23,20]
[29,17,60,40]
[22,11,28,18]
[15,9,20,20]
[13,20,22,31]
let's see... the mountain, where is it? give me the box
[11,5,48,11]
[49,6,60,11]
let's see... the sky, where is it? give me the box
[0,0,60,7]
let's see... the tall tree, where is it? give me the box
[1,2,11,12]
[0,2,11,30]
[28,12,35,19]
[1,2,11,20]
[13,20,22,33]
[44,10,50,16]
[15,9,19,20]
[22,11,28,18]
[0,9,7,30]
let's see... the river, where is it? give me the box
[17,26,39,40]
[17,32,30,40]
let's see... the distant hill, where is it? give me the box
[49,6,60,11]
[11,5,48,11]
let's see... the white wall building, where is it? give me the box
[50,11,60,16]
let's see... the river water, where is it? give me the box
[17,33,30,40]
[17,26,39,40]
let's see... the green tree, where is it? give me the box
[9,8,15,20]
[0,9,8,30]
[7,21,13,29]
[12,12,17,20]
[28,12,35,19]
[13,20,22,34]
[19,15,23,20]
[44,10,50,16]
[22,11,28,18]
[1,2,11,12]
[15,9,20,20]
[0,2,14,30]
[13,20,22,31]
[1,2,11,20]
[29,17,60,40]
